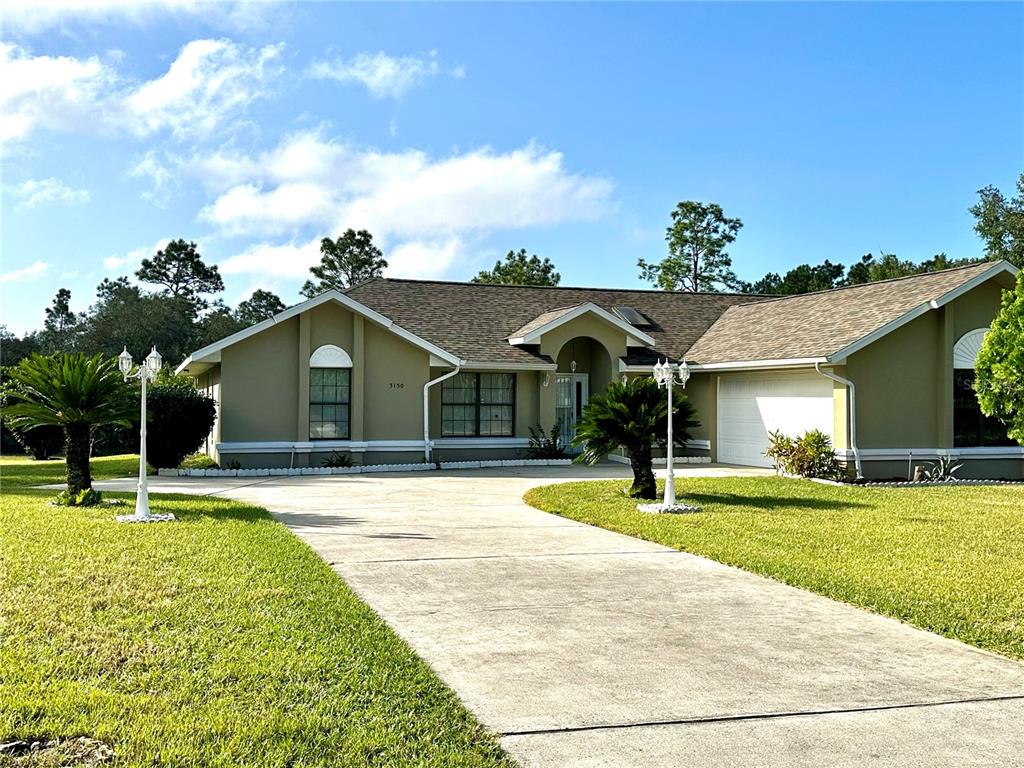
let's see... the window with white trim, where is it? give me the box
[309,344,352,440]
[441,372,515,436]
[952,329,1012,447]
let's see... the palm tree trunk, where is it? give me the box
[628,442,657,499]
[65,423,92,495]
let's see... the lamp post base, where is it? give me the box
[636,502,702,514]
[116,512,177,523]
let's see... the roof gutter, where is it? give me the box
[814,362,863,479]
[423,362,462,463]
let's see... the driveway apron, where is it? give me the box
[98,467,1024,767]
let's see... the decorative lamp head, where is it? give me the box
[144,347,162,381]
[118,347,133,376]
[678,359,690,387]
[652,359,668,385]
[570,359,577,373]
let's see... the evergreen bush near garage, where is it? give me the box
[765,429,845,480]
[144,376,217,469]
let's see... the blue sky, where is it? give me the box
[2,1,1022,334]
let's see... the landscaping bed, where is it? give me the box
[0,455,512,767]
[525,476,1024,660]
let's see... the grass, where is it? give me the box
[525,476,1024,660]
[0,455,512,767]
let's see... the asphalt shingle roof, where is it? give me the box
[346,262,1004,366]
[685,261,999,364]
[346,279,759,364]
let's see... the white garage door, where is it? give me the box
[717,371,835,467]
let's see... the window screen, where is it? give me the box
[442,372,515,437]
[310,367,351,439]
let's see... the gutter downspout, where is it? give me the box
[423,362,462,463]
[815,362,863,479]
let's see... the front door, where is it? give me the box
[556,373,589,453]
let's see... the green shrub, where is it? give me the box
[765,429,845,480]
[145,377,217,469]
[179,452,219,470]
[322,451,353,468]
[53,488,104,507]
[527,422,567,459]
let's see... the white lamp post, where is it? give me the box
[637,359,701,514]
[116,346,175,523]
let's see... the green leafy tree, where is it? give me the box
[638,201,743,292]
[744,260,846,295]
[236,289,286,326]
[4,353,136,494]
[975,271,1024,443]
[136,239,225,306]
[573,376,699,499]
[41,288,80,352]
[79,278,197,366]
[970,172,1024,268]
[194,301,245,349]
[472,248,561,286]
[0,326,42,366]
[301,229,387,297]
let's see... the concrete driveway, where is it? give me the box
[92,466,1024,767]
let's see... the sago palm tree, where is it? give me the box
[573,376,699,499]
[4,353,136,494]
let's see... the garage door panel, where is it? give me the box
[718,372,835,468]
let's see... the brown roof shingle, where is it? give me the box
[685,261,1000,364]
[346,279,759,364]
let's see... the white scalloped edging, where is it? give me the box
[160,458,575,478]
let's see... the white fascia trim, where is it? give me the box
[432,437,531,448]
[460,360,557,371]
[179,290,460,373]
[830,261,1019,364]
[508,302,656,347]
[218,440,427,454]
[837,447,1024,461]
[688,357,828,372]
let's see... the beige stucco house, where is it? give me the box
[177,260,1022,479]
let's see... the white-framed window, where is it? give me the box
[309,345,352,440]
[441,372,515,436]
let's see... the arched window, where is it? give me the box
[309,345,352,439]
[952,329,1012,447]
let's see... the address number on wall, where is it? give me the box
[389,382,406,389]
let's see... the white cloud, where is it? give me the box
[219,239,320,278]
[13,177,90,207]
[0,260,49,284]
[0,0,271,34]
[0,42,116,145]
[129,150,176,202]
[207,131,613,280]
[309,50,461,100]
[103,239,170,272]
[0,39,282,148]
[125,39,283,139]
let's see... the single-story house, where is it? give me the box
[177,259,1022,479]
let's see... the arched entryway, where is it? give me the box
[554,336,615,451]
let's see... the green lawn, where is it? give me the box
[0,455,512,767]
[525,477,1024,660]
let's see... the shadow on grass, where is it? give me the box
[680,493,869,511]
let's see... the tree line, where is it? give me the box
[3,173,1020,369]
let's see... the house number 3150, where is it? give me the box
[389,382,405,389]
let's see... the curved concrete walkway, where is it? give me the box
[93,466,1024,767]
